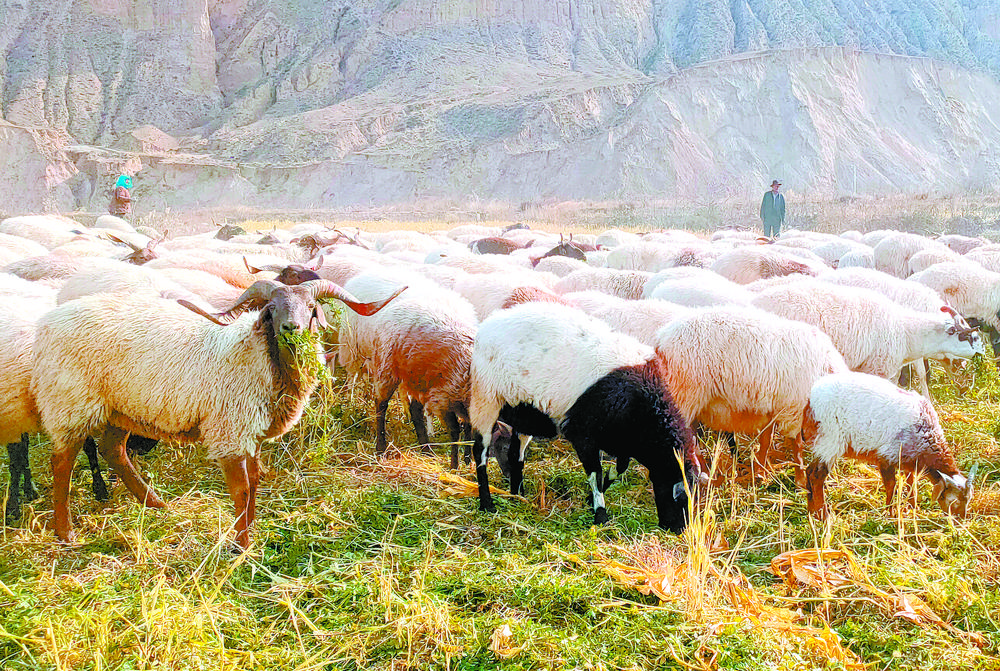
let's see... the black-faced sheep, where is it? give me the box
[468,303,702,532]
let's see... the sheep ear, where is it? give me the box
[493,421,512,439]
[312,305,330,330]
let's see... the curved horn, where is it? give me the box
[308,254,325,271]
[107,233,142,252]
[177,299,236,326]
[304,280,407,316]
[243,256,285,274]
[215,280,282,321]
[941,305,959,318]
[243,256,263,274]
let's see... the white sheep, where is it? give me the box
[452,271,562,320]
[648,275,753,308]
[655,306,849,473]
[750,281,984,394]
[468,302,701,532]
[711,246,822,284]
[0,215,83,250]
[802,372,975,519]
[837,249,875,269]
[562,291,688,345]
[553,268,652,300]
[909,261,1000,330]
[872,232,950,279]
[31,279,403,549]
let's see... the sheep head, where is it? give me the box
[243,255,323,285]
[932,463,976,518]
[940,305,985,356]
[179,279,406,332]
[108,231,165,265]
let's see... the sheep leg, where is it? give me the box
[5,435,34,524]
[219,455,251,551]
[878,459,897,507]
[98,426,165,509]
[805,460,830,519]
[913,360,931,400]
[508,432,528,497]
[51,434,87,542]
[602,455,631,493]
[246,453,260,529]
[374,380,400,454]
[445,412,462,469]
[471,432,495,513]
[574,443,608,525]
[462,423,472,465]
[83,437,111,502]
[752,425,774,476]
[407,399,432,453]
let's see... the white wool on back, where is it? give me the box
[469,303,652,434]
[909,261,1000,329]
[649,275,752,308]
[822,267,944,312]
[654,306,848,436]
[453,272,552,320]
[751,279,982,378]
[0,298,48,442]
[562,291,688,345]
[553,268,652,300]
[807,372,952,471]
[32,294,302,460]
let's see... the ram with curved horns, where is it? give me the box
[31,279,405,550]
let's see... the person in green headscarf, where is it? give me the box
[110,174,132,216]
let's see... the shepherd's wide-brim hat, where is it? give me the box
[770,180,781,187]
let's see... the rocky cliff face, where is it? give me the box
[1,0,999,212]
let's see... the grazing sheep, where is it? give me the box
[907,248,961,275]
[0,215,82,250]
[937,234,988,255]
[837,249,875,269]
[711,246,821,284]
[31,279,403,549]
[802,372,975,519]
[453,272,559,320]
[909,261,1000,330]
[750,281,984,389]
[340,272,475,463]
[655,306,848,472]
[873,233,949,279]
[553,268,653,300]
[468,303,703,532]
[532,255,589,277]
[649,275,753,308]
[530,236,589,267]
[562,291,688,345]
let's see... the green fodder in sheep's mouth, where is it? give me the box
[275,327,330,383]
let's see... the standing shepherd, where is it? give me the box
[109,174,133,217]
[759,179,785,238]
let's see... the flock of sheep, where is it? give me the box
[0,213,991,549]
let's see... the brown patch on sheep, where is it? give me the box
[501,287,568,309]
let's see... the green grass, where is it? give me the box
[2,360,998,671]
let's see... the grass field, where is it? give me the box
[4,202,1000,669]
[2,353,998,670]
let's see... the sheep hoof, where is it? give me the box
[479,502,496,514]
[23,482,39,502]
[92,476,110,502]
[4,500,21,526]
[593,508,609,525]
